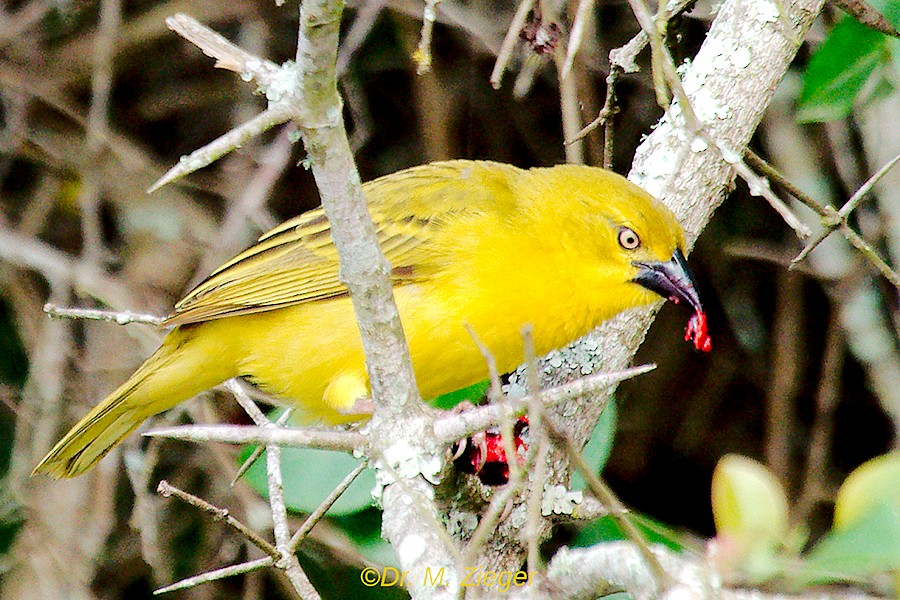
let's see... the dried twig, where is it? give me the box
[153,455,367,595]
[413,0,442,74]
[156,480,278,557]
[522,326,549,577]
[148,104,293,193]
[288,462,367,552]
[794,313,844,525]
[567,67,621,171]
[165,14,282,82]
[336,0,387,74]
[225,381,319,597]
[79,0,120,268]
[764,271,804,482]
[832,0,899,37]
[43,303,163,326]
[743,149,831,216]
[231,408,293,486]
[556,43,585,164]
[627,0,811,239]
[465,324,522,483]
[144,422,362,452]
[792,151,900,270]
[490,0,536,89]
[154,557,273,595]
[745,149,900,288]
[545,418,673,592]
[561,0,593,80]
[433,364,656,445]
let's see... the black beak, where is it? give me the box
[632,248,703,312]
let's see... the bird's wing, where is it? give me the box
[165,161,521,326]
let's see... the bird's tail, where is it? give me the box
[33,326,236,479]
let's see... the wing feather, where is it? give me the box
[165,161,522,326]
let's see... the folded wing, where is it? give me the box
[165,160,521,326]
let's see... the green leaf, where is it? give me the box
[430,379,489,410]
[570,398,617,491]
[834,452,900,530]
[241,446,376,516]
[711,455,789,547]
[572,513,685,551]
[797,17,888,122]
[799,501,900,585]
[332,507,400,568]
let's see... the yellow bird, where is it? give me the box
[34,160,708,479]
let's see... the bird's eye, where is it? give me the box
[617,226,641,250]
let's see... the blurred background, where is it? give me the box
[0,0,897,597]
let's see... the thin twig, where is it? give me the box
[610,0,697,80]
[459,397,545,574]
[157,480,279,558]
[743,150,900,286]
[726,151,812,238]
[165,14,282,83]
[764,271,803,482]
[154,557,273,595]
[490,0,536,89]
[80,0,120,269]
[792,151,900,265]
[743,149,832,216]
[464,323,521,483]
[43,303,164,326]
[522,325,548,577]
[840,224,900,288]
[460,475,526,569]
[464,324,503,401]
[0,214,126,300]
[288,462,367,552]
[794,313,844,525]
[609,29,648,73]
[567,67,621,168]
[336,0,387,74]
[225,381,318,597]
[231,408,294,486]
[265,441,318,596]
[545,418,673,592]
[561,0,593,81]
[155,446,369,595]
[831,0,899,37]
[556,42,585,165]
[144,423,362,453]
[512,53,542,98]
[148,104,293,193]
[602,71,618,170]
[433,364,656,444]
[413,0,442,74]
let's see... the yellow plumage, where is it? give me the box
[34,160,691,479]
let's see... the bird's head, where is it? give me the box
[519,165,711,351]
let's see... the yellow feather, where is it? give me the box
[34,160,686,478]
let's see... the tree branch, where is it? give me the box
[494,0,827,578]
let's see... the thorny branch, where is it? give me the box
[626,0,812,239]
[744,149,900,288]
[150,0,861,596]
[9,0,892,597]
